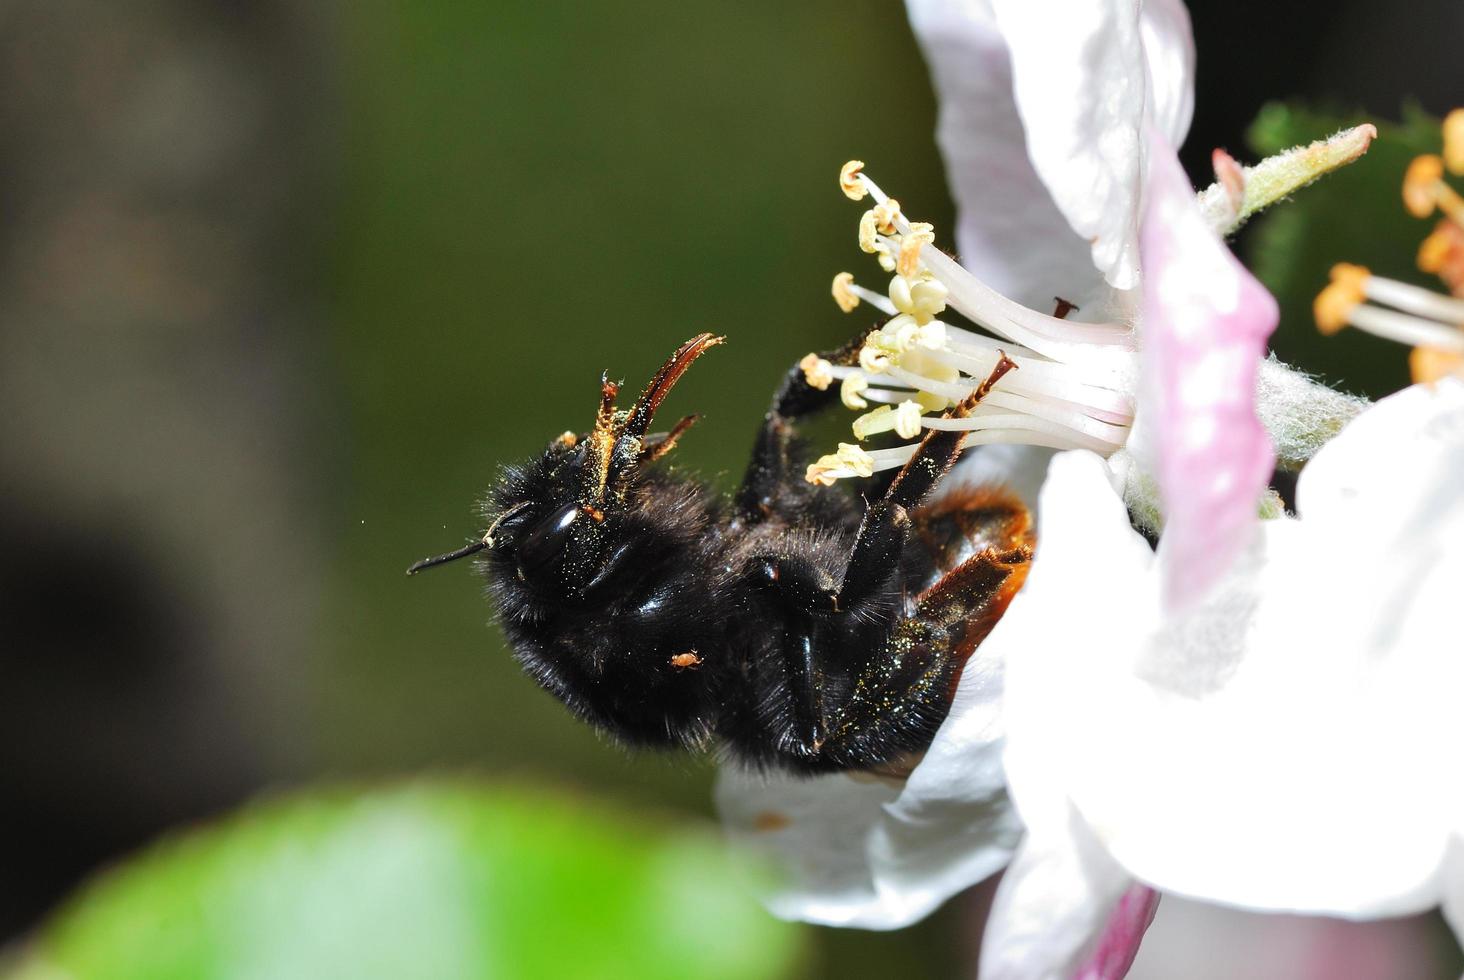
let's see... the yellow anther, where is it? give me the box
[1314,263,1369,335]
[831,272,860,313]
[840,160,868,201]
[859,342,891,374]
[875,244,897,273]
[894,400,925,439]
[881,313,920,353]
[800,352,834,391]
[852,400,926,441]
[852,405,895,440]
[872,199,902,235]
[1419,226,1452,274]
[1410,345,1464,384]
[888,274,949,326]
[900,347,958,411]
[1445,110,1464,176]
[806,443,875,486]
[1404,155,1446,218]
[897,222,935,278]
[914,319,947,350]
[858,209,881,254]
[840,372,870,409]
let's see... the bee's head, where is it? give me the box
[409,334,724,606]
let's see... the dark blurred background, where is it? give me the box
[1,0,1461,975]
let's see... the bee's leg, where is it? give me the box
[735,332,870,521]
[836,356,1018,609]
[820,544,1032,770]
[748,556,841,753]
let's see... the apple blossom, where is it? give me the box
[718,0,1385,971]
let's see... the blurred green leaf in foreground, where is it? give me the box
[3,782,804,980]
[1245,102,1444,397]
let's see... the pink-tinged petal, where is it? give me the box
[979,812,1135,980]
[905,0,1111,313]
[975,452,1157,979]
[991,0,1195,291]
[1131,900,1454,980]
[1140,136,1278,610]
[1074,885,1162,980]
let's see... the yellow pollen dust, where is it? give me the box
[840,160,868,201]
[831,272,860,313]
[800,352,834,391]
[1444,109,1464,176]
[1314,263,1369,335]
[897,222,935,278]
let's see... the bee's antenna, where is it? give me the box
[406,500,532,576]
[406,538,487,575]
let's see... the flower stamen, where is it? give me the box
[810,162,1142,477]
[1314,263,1464,354]
[1444,109,1464,176]
[1402,154,1464,223]
[806,442,875,486]
[800,352,835,391]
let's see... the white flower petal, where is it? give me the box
[991,0,1195,290]
[1130,898,1453,980]
[994,387,1464,922]
[1295,377,1464,538]
[980,811,1134,980]
[1137,0,1197,148]
[989,450,1154,838]
[944,443,1057,512]
[905,0,1111,313]
[715,703,1021,931]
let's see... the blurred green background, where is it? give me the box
[1,0,1461,976]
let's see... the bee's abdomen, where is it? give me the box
[910,484,1033,585]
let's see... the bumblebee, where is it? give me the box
[410,334,1032,774]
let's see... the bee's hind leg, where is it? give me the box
[818,543,1032,772]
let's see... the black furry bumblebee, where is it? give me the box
[409,333,1032,774]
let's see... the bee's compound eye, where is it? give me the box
[517,501,581,573]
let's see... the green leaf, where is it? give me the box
[4,782,804,980]
[1244,102,1444,397]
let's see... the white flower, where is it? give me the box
[982,379,1464,978]
[721,0,1377,954]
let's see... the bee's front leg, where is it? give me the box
[734,333,869,522]
[836,356,1017,609]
